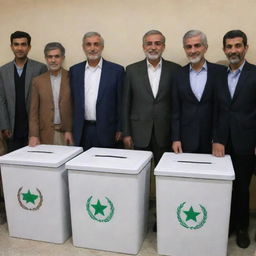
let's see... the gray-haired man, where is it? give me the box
[29,42,73,146]
[172,30,225,154]
[70,32,124,150]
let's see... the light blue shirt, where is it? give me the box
[227,61,245,98]
[189,61,207,101]
[14,62,24,77]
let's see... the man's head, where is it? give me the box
[143,30,165,61]
[183,30,208,64]
[82,32,104,63]
[44,42,65,73]
[10,31,31,60]
[223,30,248,66]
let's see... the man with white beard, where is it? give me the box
[172,30,225,154]
[70,32,124,150]
[122,30,180,165]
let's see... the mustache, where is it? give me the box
[228,53,240,58]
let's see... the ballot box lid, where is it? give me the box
[154,153,235,180]
[66,147,153,174]
[0,145,83,168]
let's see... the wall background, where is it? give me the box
[0,0,256,68]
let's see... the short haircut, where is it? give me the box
[10,31,31,45]
[183,30,208,47]
[44,42,65,57]
[143,30,166,45]
[82,31,104,46]
[223,30,247,47]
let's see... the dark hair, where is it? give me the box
[10,31,31,46]
[223,30,247,48]
[44,42,65,57]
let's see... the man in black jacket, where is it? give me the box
[213,30,256,248]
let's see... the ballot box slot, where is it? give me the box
[177,160,212,164]
[27,151,54,154]
[94,154,127,159]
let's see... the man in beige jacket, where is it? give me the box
[29,42,73,146]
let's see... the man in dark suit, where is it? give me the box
[0,31,47,153]
[70,32,124,150]
[122,30,180,165]
[172,30,225,154]
[213,30,256,248]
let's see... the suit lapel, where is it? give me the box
[7,63,15,103]
[156,60,166,99]
[232,61,249,102]
[182,64,200,102]
[45,71,54,104]
[25,59,33,101]
[200,62,212,102]
[141,60,155,99]
[59,68,66,104]
[78,62,86,106]
[97,59,107,104]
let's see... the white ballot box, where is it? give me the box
[154,153,235,256]
[66,147,153,254]
[0,145,83,243]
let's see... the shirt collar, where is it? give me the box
[227,60,245,74]
[147,58,162,70]
[189,60,207,72]
[86,57,103,70]
[50,69,62,79]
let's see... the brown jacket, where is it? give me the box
[29,69,72,144]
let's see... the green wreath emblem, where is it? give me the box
[86,196,114,222]
[17,187,43,211]
[177,202,207,230]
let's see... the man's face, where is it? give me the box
[143,34,165,60]
[45,49,64,72]
[184,35,207,64]
[82,35,104,61]
[11,38,31,60]
[223,37,248,65]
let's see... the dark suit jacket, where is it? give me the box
[69,59,124,146]
[214,61,256,155]
[0,59,47,133]
[122,58,180,148]
[172,61,226,153]
[29,69,72,144]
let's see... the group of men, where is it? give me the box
[0,29,255,249]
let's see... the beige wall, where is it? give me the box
[0,0,256,68]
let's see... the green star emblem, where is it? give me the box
[183,206,200,222]
[22,190,38,204]
[91,199,107,216]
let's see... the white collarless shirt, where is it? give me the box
[84,58,103,121]
[147,59,162,98]
[50,71,62,124]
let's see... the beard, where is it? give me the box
[227,54,242,64]
[86,52,101,61]
[189,56,202,64]
[144,51,161,60]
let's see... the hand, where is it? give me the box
[212,143,225,157]
[115,131,122,142]
[123,136,133,149]
[2,129,12,139]
[29,136,40,147]
[172,141,183,153]
[64,132,74,146]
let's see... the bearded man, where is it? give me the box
[122,30,180,164]
[172,30,225,154]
